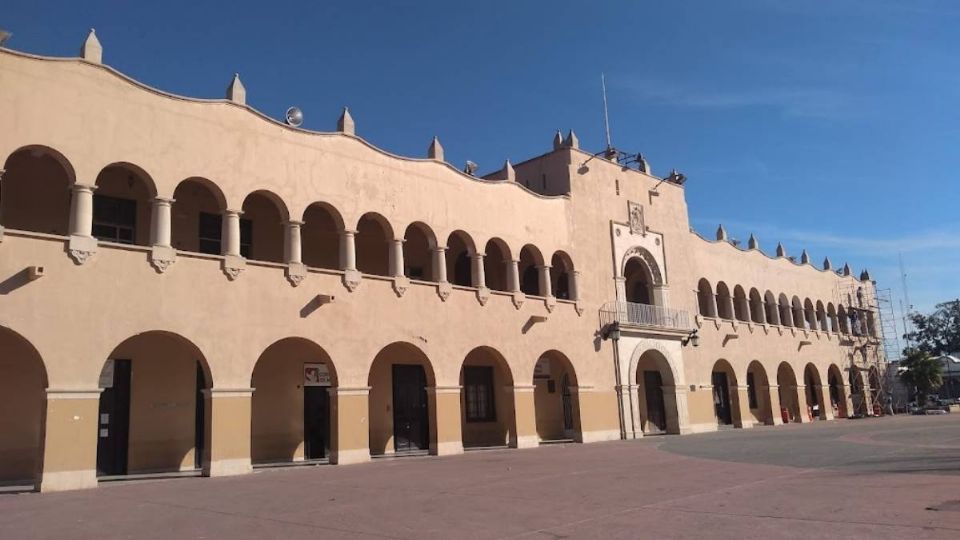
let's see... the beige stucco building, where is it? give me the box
[0,32,889,493]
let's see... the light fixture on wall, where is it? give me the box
[682,329,699,347]
[600,321,621,341]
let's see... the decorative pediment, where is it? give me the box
[627,201,646,235]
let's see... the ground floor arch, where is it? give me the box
[828,364,849,418]
[849,367,868,416]
[711,359,742,428]
[533,351,581,442]
[0,327,48,488]
[634,349,680,435]
[95,331,211,478]
[250,338,338,464]
[368,342,437,455]
[803,364,827,420]
[460,347,517,448]
[777,362,802,423]
[746,361,774,425]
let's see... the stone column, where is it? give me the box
[614,276,627,302]
[767,384,784,425]
[221,209,242,257]
[794,385,808,423]
[389,238,405,277]
[283,220,303,264]
[427,386,463,456]
[40,389,101,492]
[340,229,361,291]
[510,385,539,448]
[149,197,176,272]
[569,270,581,301]
[471,253,486,288]
[507,259,521,293]
[67,184,98,264]
[433,247,448,283]
[330,387,371,465]
[202,388,253,477]
[841,384,854,419]
[663,385,691,434]
[820,385,835,420]
[616,384,642,439]
[734,385,755,429]
[537,264,552,298]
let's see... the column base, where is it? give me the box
[432,441,464,456]
[579,429,621,443]
[207,458,252,477]
[513,435,540,449]
[331,448,371,465]
[40,469,98,492]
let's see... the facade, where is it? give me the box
[0,32,888,493]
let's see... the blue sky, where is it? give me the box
[5,0,959,319]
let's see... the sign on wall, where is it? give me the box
[304,363,331,387]
[99,359,115,388]
[533,357,552,379]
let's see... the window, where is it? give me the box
[198,212,222,255]
[747,372,758,409]
[464,366,496,422]
[239,218,253,258]
[92,195,136,244]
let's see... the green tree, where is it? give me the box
[905,299,960,355]
[899,348,943,406]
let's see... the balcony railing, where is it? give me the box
[599,301,691,331]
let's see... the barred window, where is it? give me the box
[464,366,495,422]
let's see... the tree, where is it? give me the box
[905,299,960,355]
[899,348,943,406]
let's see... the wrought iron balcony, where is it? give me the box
[599,301,691,332]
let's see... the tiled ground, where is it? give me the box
[2,415,958,539]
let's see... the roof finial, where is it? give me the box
[860,268,872,281]
[226,73,245,104]
[800,249,810,264]
[427,136,444,161]
[563,129,580,149]
[842,262,852,276]
[747,234,759,250]
[501,160,516,181]
[81,28,102,64]
[823,257,832,271]
[715,224,728,241]
[776,242,787,257]
[552,130,564,150]
[337,107,355,135]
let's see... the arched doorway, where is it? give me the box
[171,177,228,254]
[460,347,516,448]
[532,351,580,442]
[697,279,716,317]
[715,283,733,320]
[240,190,288,262]
[518,244,543,296]
[403,222,437,281]
[356,213,393,276]
[803,364,826,420]
[634,349,677,435]
[828,364,848,418]
[95,332,211,478]
[92,163,156,246]
[776,362,802,423]
[368,342,436,455]
[250,338,338,465]
[550,251,574,300]
[483,238,511,292]
[302,202,343,269]
[868,366,882,415]
[0,145,74,235]
[849,366,867,416]
[446,230,475,287]
[624,258,655,305]
[0,327,47,489]
[746,361,773,425]
[711,359,740,427]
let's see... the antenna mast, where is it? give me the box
[601,73,613,152]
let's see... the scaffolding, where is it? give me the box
[834,278,892,416]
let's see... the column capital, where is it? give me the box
[341,229,358,236]
[334,386,371,396]
[153,196,175,205]
[285,219,305,227]
[426,385,462,395]
[71,182,97,192]
[471,252,485,260]
[224,208,244,216]
[431,245,448,253]
[203,387,255,398]
[537,264,552,270]
[46,388,103,399]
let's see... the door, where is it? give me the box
[304,386,330,459]
[712,371,733,426]
[97,359,131,477]
[392,364,429,452]
[561,374,574,437]
[643,371,667,433]
[194,362,205,470]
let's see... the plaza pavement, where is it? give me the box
[2,415,958,539]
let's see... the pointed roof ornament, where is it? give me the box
[337,107,355,135]
[800,249,810,264]
[563,130,580,149]
[552,130,564,150]
[427,136,444,161]
[226,73,246,105]
[747,234,759,250]
[715,224,728,241]
[776,242,787,257]
[860,268,872,281]
[842,262,852,276]
[501,160,516,181]
[823,257,832,271]
[81,28,102,64]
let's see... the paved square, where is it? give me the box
[3,415,959,539]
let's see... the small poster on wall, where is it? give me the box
[99,360,115,388]
[533,357,551,379]
[304,363,331,387]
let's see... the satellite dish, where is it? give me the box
[285,106,303,127]
[464,160,479,175]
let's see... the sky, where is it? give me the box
[4,0,959,321]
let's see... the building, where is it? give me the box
[0,31,888,493]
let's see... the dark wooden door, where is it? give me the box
[97,359,131,477]
[561,374,574,434]
[304,386,330,459]
[643,371,667,433]
[712,371,733,425]
[392,365,429,452]
[194,362,206,470]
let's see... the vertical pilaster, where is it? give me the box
[820,385,835,420]
[794,385,808,422]
[614,276,627,302]
[662,385,691,434]
[40,389,101,492]
[203,388,253,477]
[427,386,463,456]
[511,385,539,448]
[330,387,371,465]
[734,386,755,428]
[767,384,784,425]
